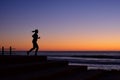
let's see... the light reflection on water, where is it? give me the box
[47,56,120,70]
[69,63,120,70]
[1,51,120,70]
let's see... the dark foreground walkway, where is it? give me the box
[0,55,120,80]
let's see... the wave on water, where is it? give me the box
[1,51,120,70]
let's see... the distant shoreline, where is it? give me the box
[11,51,120,53]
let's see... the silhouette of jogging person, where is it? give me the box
[27,29,40,56]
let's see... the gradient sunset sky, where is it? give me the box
[1,0,120,51]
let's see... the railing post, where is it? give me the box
[10,46,12,55]
[2,46,4,55]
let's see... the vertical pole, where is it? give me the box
[2,46,4,55]
[10,46,12,55]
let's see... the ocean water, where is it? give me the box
[1,51,120,70]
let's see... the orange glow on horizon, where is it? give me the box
[8,39,120,51]
[1,30,120,51]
